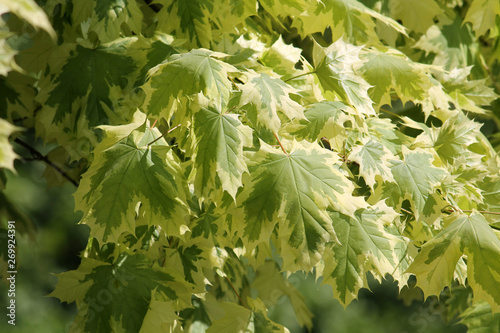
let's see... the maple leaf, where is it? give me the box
[349,139,395,189]
[260,36,302,76]
[464,0,500,37]
[74,111,188,243]
[385,147,447,218]
[389,0,442,34]
[252,261,313,329]
[313,39,375,116]
[286,101,355,143]
[49,253,189,333]
[72,0,143,42]
[237,142,366,269]
[143,49,236,120]
[211,0,257,33]
[37,38,137,129]
[360,49,432,107]
[323,203,401,306]
[156,0,213,48]
[408,212,500,312]
[193,104,253,199]
[293,0,405,43]
[459,302,500,333]
[238,71,305,132]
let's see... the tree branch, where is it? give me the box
[14,138,79,187]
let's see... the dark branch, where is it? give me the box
[14,138,79,187]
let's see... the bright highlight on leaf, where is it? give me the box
[74,112,188,242]
[238,142,367,269]
[408,212,500,312]
[143,49,236,119]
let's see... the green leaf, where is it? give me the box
[286,101,355,142]
[157,0,214,48]
[464,0,500,37]
[323,203,401,306]
[313,39,375,116]
[74,111,188,243]
[387,147,447,217]
[143,49,236,119]
[193,104,253,199]
[252,261,313,329]
[260,36,302,76]
[237,142,366,269]
[389,0,442,34]
[211,0,257,34]
[360,49,432,106]
[408,212,500,312]
[349,139,395,189]
[258,0,306,21]
[293,0,405,43]
[460,302,500,333]
[0,119,20,171]
[139,299,181,333]
[37,38,137,128]
[49,253,187,333]
[205,301,253,333]
[72,0,143,42]
[238,72,305,132]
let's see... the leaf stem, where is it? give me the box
[273,132,288,155]
[151,119,158,128]
[14,138,79,187]
[224,276,247,308]
[442,205,500,215]
[146,124,181,147]
[223,105,238,115]
[283,71,316,83]
[379,108,403,119]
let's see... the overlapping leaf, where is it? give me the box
[37,38,137,129]
[464,0,500,37]
[237,142,367,268]
[323,203,401,306]
[408,212,500,312]
[156,0,213,48]
[74,112,188,242]
[313,39,375,116]
[193,105,253,199]
[389,0,441,34]
[360,49,432,106]
[293,0,405,43]
[49,253,190,333]
[143,49,236,119]
[238,72,305,132]
[72,0,143,42]
[349,139,395,189]
[379,147,447,218]
[286,101,355,143]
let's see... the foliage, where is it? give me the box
[1,0,500,332]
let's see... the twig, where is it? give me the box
[283,71,316,83]
[379,108,403,119]
[14,138,79,187]
[146,124,181,147]
[224,276,247,308]
[273,132,288,155]
[223,105,238,115]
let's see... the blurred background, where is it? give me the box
[0,135,468,333]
